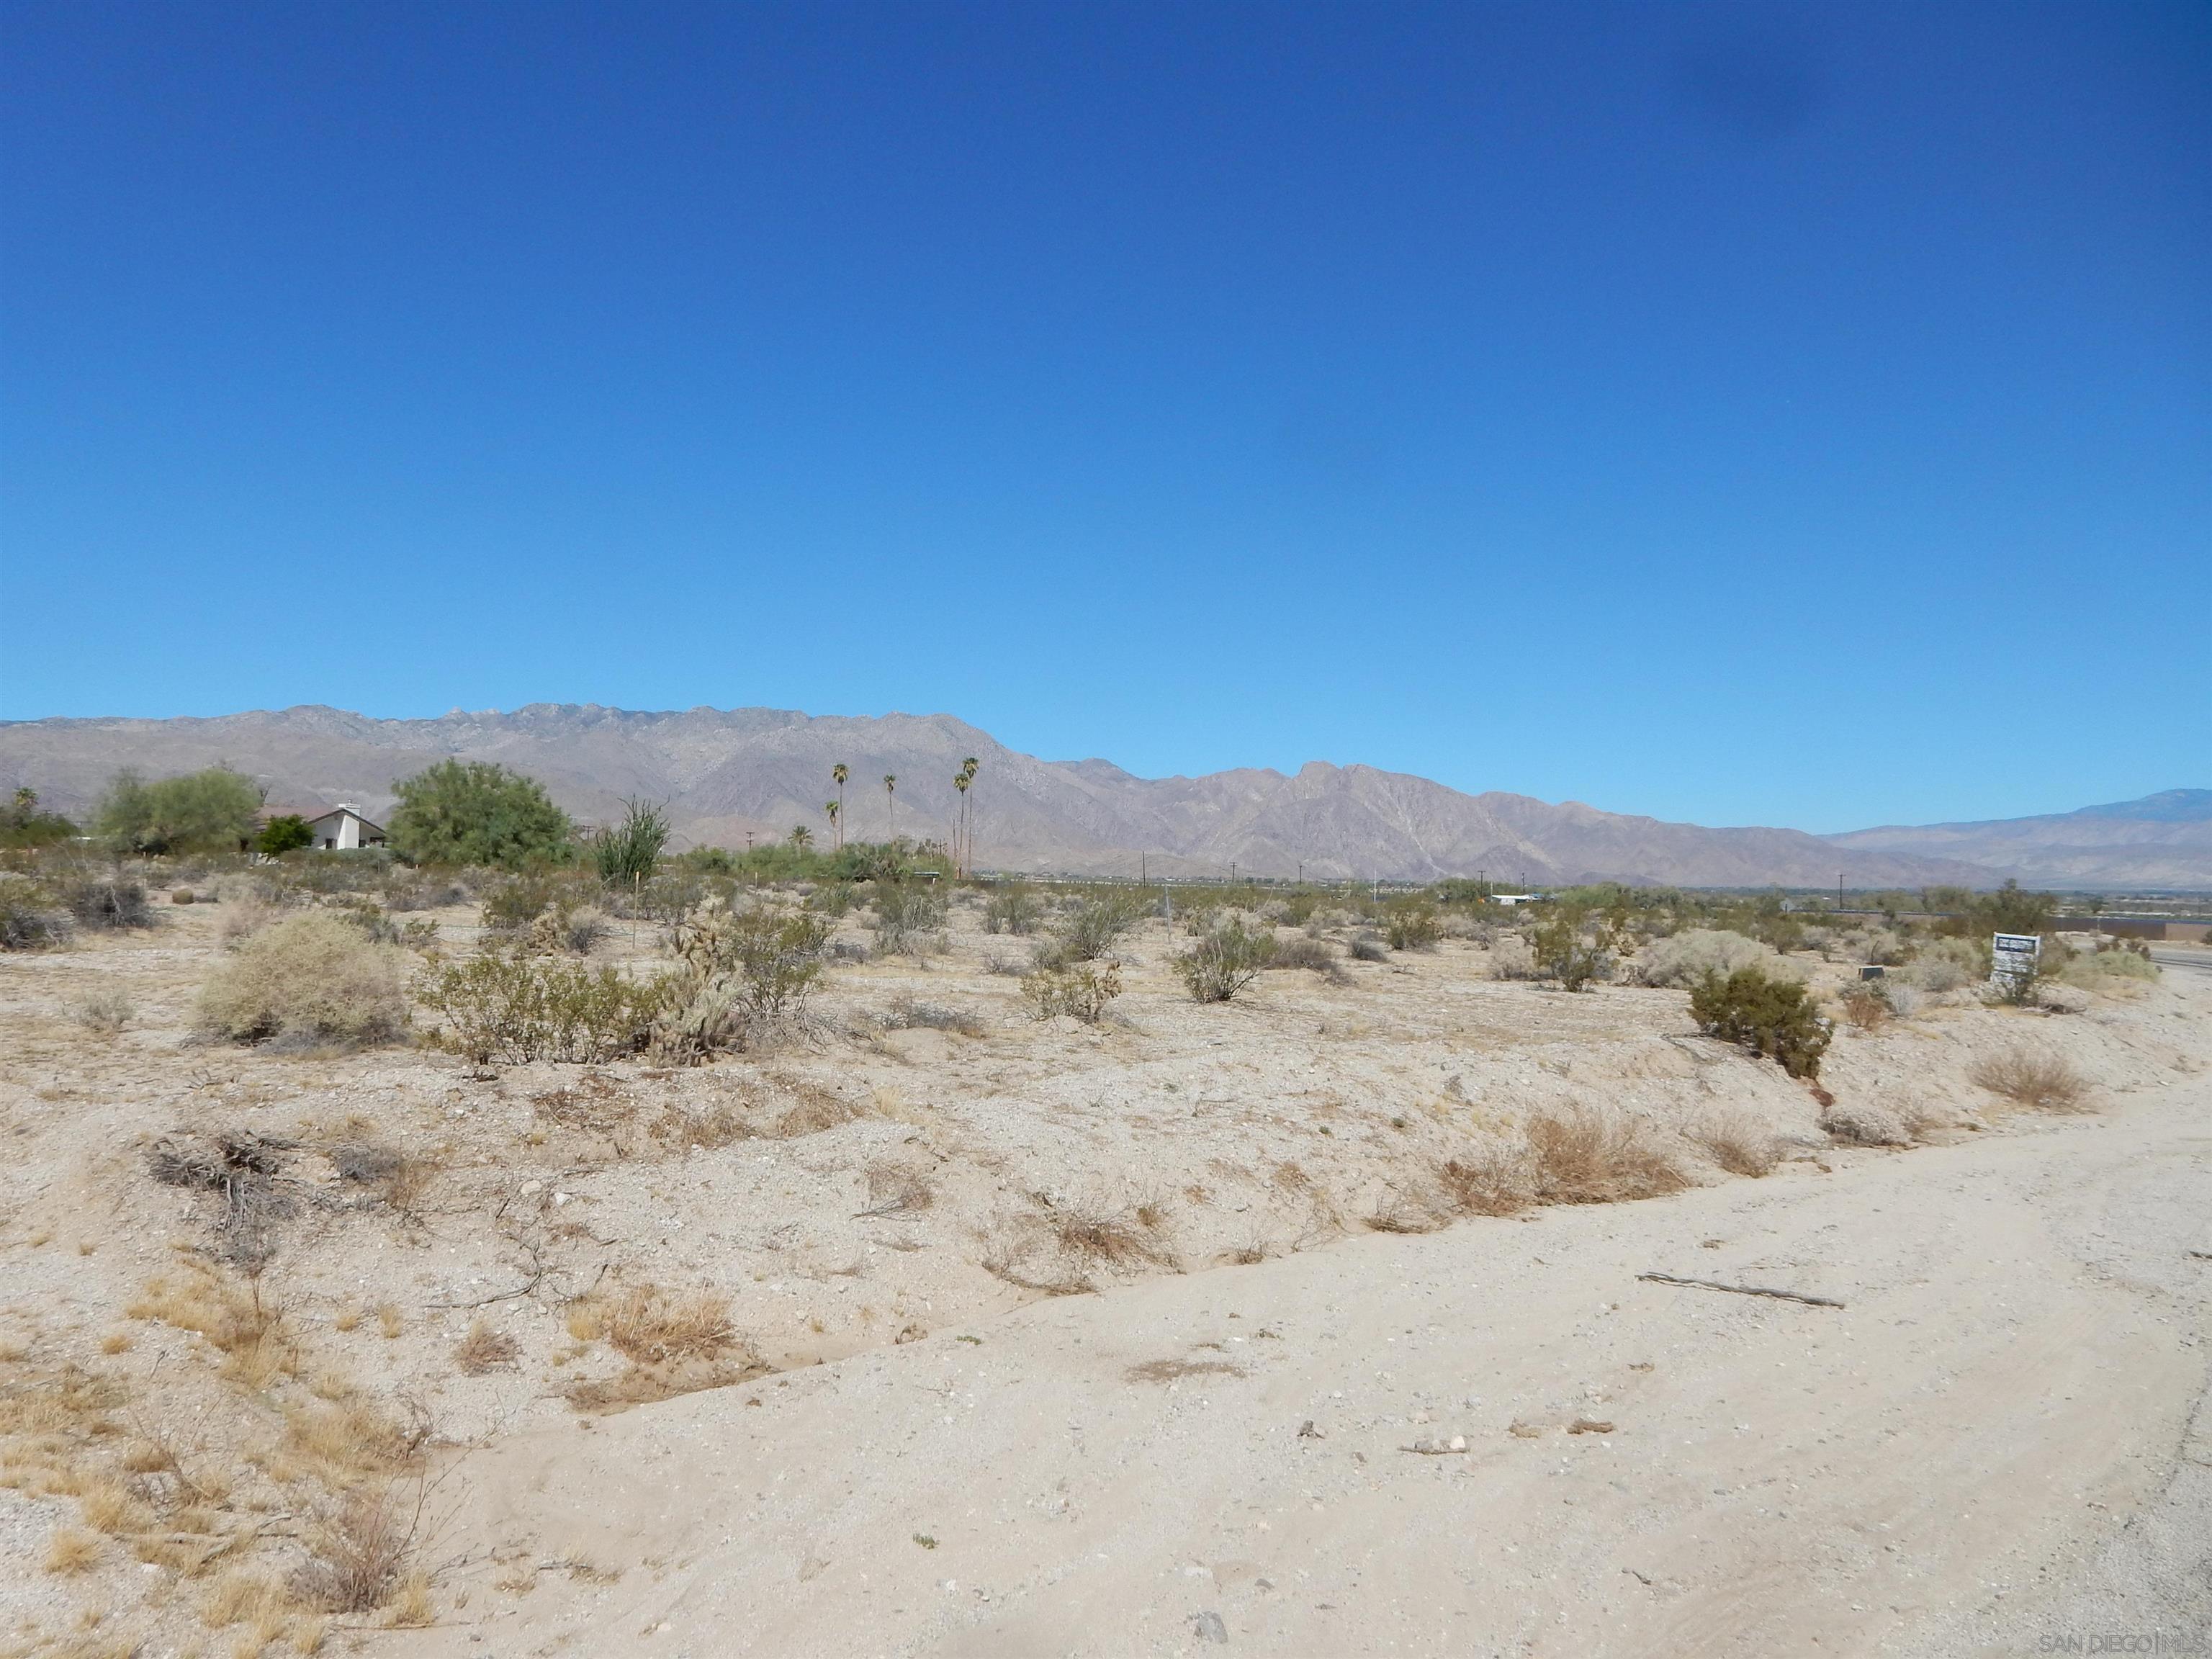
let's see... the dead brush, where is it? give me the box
[1524,1105,1689,1205]
[770,1084,866,1140]
[453,1319,519,1375]
[1046,1204,1177,1273]
[562,1285,765,1412]
[1435,1143,1535,1216]
[582,1286,737,1365]
[1362,1192,1444,1234]
[127,1261,297,1388]
[855,1161,933,1218]
[1970,1049,2092,1112]
[1688,1110,1780,1177]
[147,1132,300,1269]
[647,1100,752,1151]
[1125,1357,1245,1384]
[289,1485,418,1614]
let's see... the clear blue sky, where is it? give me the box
[2,1,2205,832]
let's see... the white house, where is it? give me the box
[1490,892,1546,907]
[304,804,386,850]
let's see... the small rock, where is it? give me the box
[1191,1611,1228,1643]
[1568,1419,1615,1436]
[1820,1101,1910,1148]
[1296,1420,1325,1440]
[1447,1434,1467,1452]
[520,1180,543,1196]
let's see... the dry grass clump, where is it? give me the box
[453,1320,519,1375]
[580,1286,737,1364]
[44,1524,102,1573]
[197,911,409,1048]
[72,991,135,1035]
[1970,1048,2092,1112]
[127,1262,297,1388]
[563,1285,763,1411]
[1363,1196,1444,1234]
[1435,1143,1535,1215]
[878,995,987,1037]
[1689,1110,1780,1177]
[770,1084,866,1140]
[1267,935,1345,981]
[1524,1106,1688,1205]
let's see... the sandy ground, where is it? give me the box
[1,894,2206,1656]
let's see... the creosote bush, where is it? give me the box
[983,884,1043,935]
[1175,918,1276,1003]
[415,950,683,1065]
[1689,966,1831,1080]
[1532,909,1613,991]
[872,882,948,957]
[1043,889,1151,965]
[1022,961,1121,1023]
[1384,904,1442,951]
[197,912,410,1049]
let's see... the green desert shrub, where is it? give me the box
[983,884,1043,935]
[387,760,572,871]
[1531,907,1614,991]
[1175,918,1277,1003]
[872,883,948,957]
[94,767,261,855]
[415,950,682,1066]
[197,912,410,1049]
[1022,961,1122,1023]
[1383,903,1442,951]
[1043,889,1151,965]
[0,788,78,850]
[256,814,314,856]
[2060,943,2159,991]
[1689,966,1831,1081]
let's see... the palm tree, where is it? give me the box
[824,800,840,846]
[789,824,813,850]
[959,756,980,877]
[830,764,849,849]
[953,772,970,877]
[883,773,896,840]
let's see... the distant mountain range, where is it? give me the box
[1823,790,2212,892]
[2,703,2204,891]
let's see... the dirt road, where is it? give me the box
[397,994,2211,1655]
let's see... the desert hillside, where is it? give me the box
[0,703,2136,888]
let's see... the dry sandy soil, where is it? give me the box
[2,892,2206,1657]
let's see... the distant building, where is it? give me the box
[1491,893,1545,907]
[304,804,386,850]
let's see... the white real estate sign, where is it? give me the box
[1992,932,2041,987]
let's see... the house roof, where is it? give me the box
[304,806,386,834]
